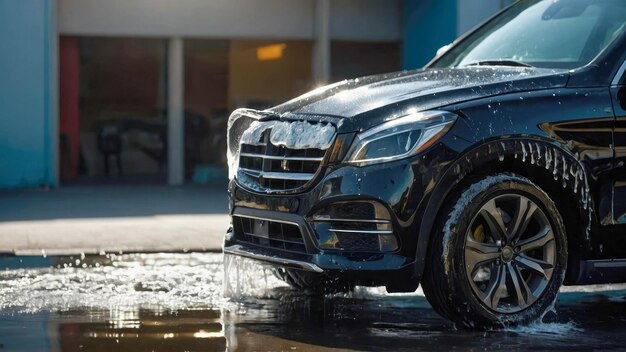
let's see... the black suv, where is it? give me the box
[224,0,626,327]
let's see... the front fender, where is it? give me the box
[412,137,593,282]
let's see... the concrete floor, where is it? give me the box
[0,184,229,255]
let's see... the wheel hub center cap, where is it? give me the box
[501,246,514,263]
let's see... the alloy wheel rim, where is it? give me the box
[464,194,556,314]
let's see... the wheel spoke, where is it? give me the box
[517,226,554,253]
[514,254,553,279]
[465,238,500,275]
[479,199,507,242]
[478,264,507,309]
[507,262,534,308]
[507,197,537,243]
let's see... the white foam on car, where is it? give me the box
[240,120,335,150]
[227,118,336,181]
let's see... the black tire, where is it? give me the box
[422,173,568,328]
[272,268,354,295]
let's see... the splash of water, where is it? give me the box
[0,253,226,313]
[504,320,582,336]
[222,253,287,301]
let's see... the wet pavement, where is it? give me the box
[1,253,626,351]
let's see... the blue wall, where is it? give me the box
[0,0,57,188]
[403,0,458,69]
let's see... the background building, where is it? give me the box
[0,0,513,189]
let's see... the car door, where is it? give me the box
[611,61,626,228]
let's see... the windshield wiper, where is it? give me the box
[464,59,534,68]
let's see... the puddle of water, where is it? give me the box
[0,253,226,313]
[0,252,625,351]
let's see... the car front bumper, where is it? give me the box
[224,143,454,290]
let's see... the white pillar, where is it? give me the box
[313,0,331,85]
[167,37,184,186]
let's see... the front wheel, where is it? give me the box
[422,173,568,328]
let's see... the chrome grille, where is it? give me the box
[238,135,327,192]
[317,218,395,252]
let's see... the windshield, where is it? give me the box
[431,0,626,70]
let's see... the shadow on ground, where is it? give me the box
[0,184,228,221]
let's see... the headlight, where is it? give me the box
[344,110,457,165]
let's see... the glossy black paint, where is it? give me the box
[226,7,626,290]
[272,67,569,133]
[227,144,458,291]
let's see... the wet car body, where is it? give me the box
[225,1,626,296]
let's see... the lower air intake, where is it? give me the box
[233,216,307,255]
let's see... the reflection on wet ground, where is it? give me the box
[1,253,626,351]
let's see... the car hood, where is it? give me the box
[268,67,569,132]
